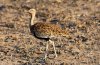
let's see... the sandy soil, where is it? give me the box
[0,0,100,65]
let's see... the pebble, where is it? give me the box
[35,57,45,64]
[48,54,55,59]
[50,19,59,24]
[66,21,76,29]
[0,3,5,11]
[4,36,14,42]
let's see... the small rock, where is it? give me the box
[66,21,76,29]
[35,57,45,64]
[0,3,5,11]
[48,54,55,59]
[76,35,88,42]
[6,23,15,28]
[4,36,14,42]
[50,19,59,24]
[60,24,66,29]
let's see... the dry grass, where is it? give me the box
[0,0,100,65]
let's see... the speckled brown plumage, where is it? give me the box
[30,22,68,39]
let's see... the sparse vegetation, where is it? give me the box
[0,0,100,65]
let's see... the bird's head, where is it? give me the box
[28,9,36,14]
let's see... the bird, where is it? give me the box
[28,9,71,59]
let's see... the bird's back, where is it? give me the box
[30,22,68,39]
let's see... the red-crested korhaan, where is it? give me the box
[29,9,70,59]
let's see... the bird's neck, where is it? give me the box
[30,13,36,26]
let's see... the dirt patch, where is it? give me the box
[0,0,100,65]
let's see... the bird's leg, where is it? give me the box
[52,41,57,57]
[45,42,48,59]
[49,40,57,58]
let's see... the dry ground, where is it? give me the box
[0,0,100,65]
